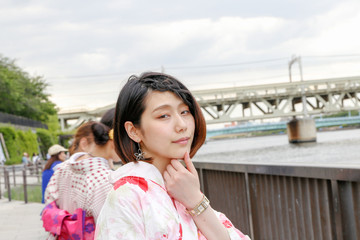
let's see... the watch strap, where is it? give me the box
[187,194,210,217]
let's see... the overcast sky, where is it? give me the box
[1,0,360,111]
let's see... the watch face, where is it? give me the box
[188,195,210,216]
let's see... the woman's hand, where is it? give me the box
[163,152,203,209]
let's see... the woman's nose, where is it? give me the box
[175,114,187,132]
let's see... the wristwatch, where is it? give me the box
[187,194,210,217]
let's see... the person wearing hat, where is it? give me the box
[41,144,68,203]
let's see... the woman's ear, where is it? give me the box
[124,121,141,143]
[79,137,88,150]
[79,137,94,153]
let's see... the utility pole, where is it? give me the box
[288,55,308,116]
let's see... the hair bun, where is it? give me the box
[91,123,110,145]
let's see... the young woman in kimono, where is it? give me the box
[96,72,250,240]
[42,121,120,239]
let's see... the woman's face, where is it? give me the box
[137,91,195,161]
[59,151,67,161]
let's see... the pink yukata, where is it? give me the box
[43,152,113,239]
[95,161,251,239]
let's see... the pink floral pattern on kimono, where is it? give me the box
[95,161,251,240]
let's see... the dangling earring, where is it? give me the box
[134,142,146,161]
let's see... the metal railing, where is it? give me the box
[0,112,48,129]
[0,164,43,203]
[1,161,359,239]
[194,162,360,240]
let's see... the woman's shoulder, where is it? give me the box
[110,175,167,204]
[110,162,164,186]
[113,176,150,192]
[86,166,111,187]
[85,158,112,177]
[51,160,63,169]
[68,154,111,173]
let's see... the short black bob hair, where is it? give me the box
[113,72,206,164]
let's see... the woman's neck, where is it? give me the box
[88,147,107,159]
[75,146,108,162]
[151,157,172,175]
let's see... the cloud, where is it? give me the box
[74,49,112,71]
[305,1,360,54]
[274,0,360,55]
[1,0,359,110]
[0,5,56,21]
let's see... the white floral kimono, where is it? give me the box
[95,161,250,240]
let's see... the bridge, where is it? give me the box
[206,115,360,138]
[193,75,360,123]
[58,75,360,131]
[58,104,115,131]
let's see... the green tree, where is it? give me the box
[36,128,56,158]
[0,55,57,122]
[46,114,61,133]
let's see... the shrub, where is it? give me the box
[0,126,18,164]
[0,126,39,165]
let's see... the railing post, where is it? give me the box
[331,180,343,240]
[0,167,2,199]
[12,165,16,186]
[36,164,41,183]
[245,172,255,240]
[30,164,34,175]
[3,166,7,190]
[6,170,11,201]
[35,163,39,176]
[23,169,28,204]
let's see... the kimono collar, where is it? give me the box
[67,152,110,172]
[109,161,165,189]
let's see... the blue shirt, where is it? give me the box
[22,156,28,165]
[42,161,62,203]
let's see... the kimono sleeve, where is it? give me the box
[209,211,251,240]
[95,183,146,239]
[44,171,59,204]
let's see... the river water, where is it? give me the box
[193,128,360,168]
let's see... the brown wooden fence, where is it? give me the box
[195,162,360,240]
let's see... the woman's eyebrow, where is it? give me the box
[152,102,187,113]
[152,104,171,113]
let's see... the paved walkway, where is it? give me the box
[0,198,48,240]
[0,166,49,239]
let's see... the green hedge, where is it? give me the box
[0,126,39,165]
[0,126,17,164]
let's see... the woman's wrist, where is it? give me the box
[183,191,204,209]
[186,193,210,217]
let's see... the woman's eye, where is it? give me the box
[181,110,190,115]
[159,114,170,119]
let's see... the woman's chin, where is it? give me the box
[171,152,187,160]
